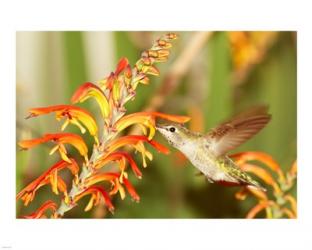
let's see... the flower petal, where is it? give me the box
[71,82,110,118]
[289,160,297,176]
[27,105,98,140]
[105,135,169,156]
[122,177,140,202]
[21,200,57,219]
[246,201,269,219]
[95,151,142,178]
[74,186,114,213]
[17,160,78,205]
[115,57,129,76]
[230,151,285,182]
[114,112,190,140]
[19,133,88,162]
[235,188,248,200]
[281,208,296,218]
[114,113,155,140]
[284,194,297,216]
[148,112,190,123]
[240,163,281,194]
[84,172,119,187]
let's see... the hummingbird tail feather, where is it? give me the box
[247,183,267,192]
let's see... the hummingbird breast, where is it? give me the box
[178,140,238,183]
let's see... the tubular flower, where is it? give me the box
[17,159,79,206]
[21,200,57,219]
[246,201,273,219]
[17,33,180,218]
[73,186,114,213]
[114,112,190,140]
[84,172,140,202]
[97,58,133,122]
[104,135,169,168]
[232,151,297,218]
[105,135,169,156]
[95,151,143,179]
[18,133,88,163]
[27,105,98,144]
[240,164,281,194]
[71,82,110,119]
[230,151,285,182]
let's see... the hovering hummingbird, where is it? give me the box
[156,106,271,191]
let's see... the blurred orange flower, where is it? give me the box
[231,151,297,218]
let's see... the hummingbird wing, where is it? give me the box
[206,111,271,157]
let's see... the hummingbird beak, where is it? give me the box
[155,123,166,131]
[155,123,161,130]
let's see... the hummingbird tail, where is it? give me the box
[247,184,267,192]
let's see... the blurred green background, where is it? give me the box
[16,31,296,218]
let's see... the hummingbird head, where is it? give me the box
[156,122,191,148]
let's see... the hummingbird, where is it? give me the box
[156,106,271,191]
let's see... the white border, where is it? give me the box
[1,1,312,250]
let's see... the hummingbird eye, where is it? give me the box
[169,127,176,132]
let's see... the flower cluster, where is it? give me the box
[231,151,297,218]
[17,33,190,218]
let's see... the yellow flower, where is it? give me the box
[71,82,110,119]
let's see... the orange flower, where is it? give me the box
[99,58,130,89]
[114,112,190,140]
[16,159,79,205]
[246,201,272,219]
[105,135,169,155]
[284,194,297,216]
[18,133,88,163]
[114,57,129,76]
[281,208,296,218]
[95,151,143,179]
[73,186,114,213]
[27,105,98,144]
[230,151,285,182]
[289,160,297,176]
[21,200,57,219]
[71,82,110,119]
[84,172,140,202]
[103,135,169,168]
[122,177,140,202]
[240,163,281,194]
